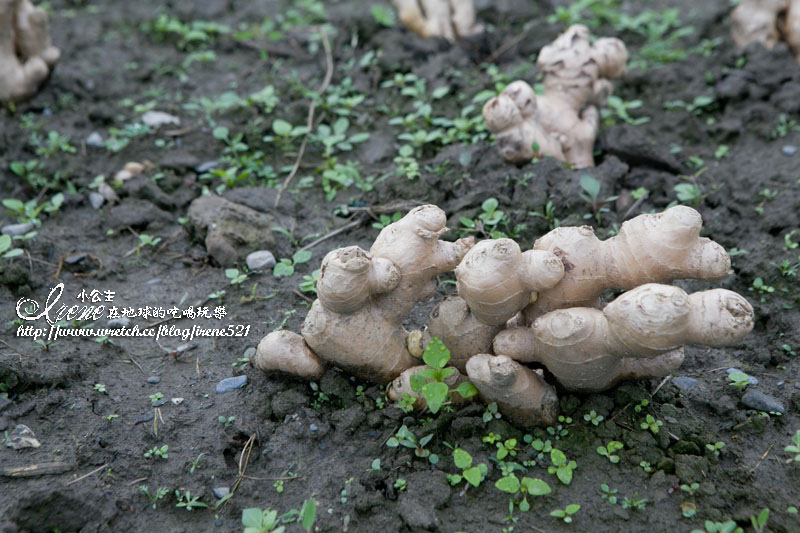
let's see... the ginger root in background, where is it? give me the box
[0,0,60,103]
[482,24,627,168]
[731,0,800,61]
[391,0,483,42]
[256,204,754,427]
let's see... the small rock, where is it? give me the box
[216,375,248,394]
[171,398,184,405]
[141,110,180,128]
[309,424,319,432]
[146,376,161,384]
[795,383,800,390]
[1,222,34,237]
[782,145,798,156]
[195,160,220,174]
[134,413,155,425]
[107,317,131,328]
[86,131,104,147]
[114,162,145,182]
[98,181,119,203]
[246,250,277,271]
[742,390,785,414]
[0,416,8,431]
[6,424,41,450]
[152,399,168,407]
[672,376,698,391]
[211,487,230,500]
[88,192,105,209]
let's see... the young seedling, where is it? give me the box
[583,410,604,426]
[393,478,407,491]
[389,337,478,414]
[596,441,623,463]
[188,453,204,474]
[218,415,236,428]
[144,445,169,460]
[621,493,648,511]
[600,483,618,504]
[241,507,283,533]
[706,441,725,457]
[546,416,572,440]
[94,383,107,394]
[495,438,519,461]
[447,448,488,488]
[728,371,751,391]
[547,449,577,485]
[140,485,169,509]
[690,520,744,533]
[136,234,161,259]
[495,474,552,512]
[299,269,319,294]
[785,430,800,463]
[639,461,653,473]
[681,482,700,496]
[150,392,164,405]
[0,235,23,259]
[386,425,438,464]
[226,268,249,285]
[274,480,284,493]
[483,402,502,423]
[174,490,208,511]
[273,250,312,278]
[640,414,664,435]
[550,504,581,523]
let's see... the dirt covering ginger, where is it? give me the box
[0,0,60,103]
[255,205,473,384]
[731,0,800,61]
[482,24,627,167]
[391,0,482,42]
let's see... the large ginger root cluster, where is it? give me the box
[731,0,800,61]
[482,25,627,168]
[256,204,754,428]
[0,0,60,103]
[391,0,482,42]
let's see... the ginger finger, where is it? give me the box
[465,354,559,427]
[255,330,325,380]
[494,284,754,392]
[392,0,481,42]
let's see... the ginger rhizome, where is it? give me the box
[482,25,627,167]
[256,204,754,428]
[391,0,482,42]
[731,0,800,61]
[255,205,473,384]
[0,0,60,103]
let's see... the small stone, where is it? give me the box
[309,424,319,432]
[246,250,276,271]
[86,132,104,147]
[782,145,798,156]
[672,376,698,391]
[211,487,230,500]
[107,317,131,328]
[141,110,180,128]
[171,398,184,405]
[145,278,162,285]
[1,222,34,237]
[6,424,41,450]
[146,376,161,384]
[742,390,785,414]
[795,383,800,390]
[88,192,105,209]
[152,399,168,407]
[216,375,248,394]
[195,160,220,173]
[778,381,785,387]
[0,416,8,432]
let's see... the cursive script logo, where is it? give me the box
[16,283,106,326]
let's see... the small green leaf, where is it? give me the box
[300,498,316,532]
[292,250,312,264]
[0,235,10,254]
[550,448,566,466]
[481,197,499,213]
[557,466,573,485]
[455,381,478,399]
[566,504,581,514]
[422,337,450,369]
[453,448,472,470]
[386,437,399,448]
[241,508,263,527]
[521,477,551,496]
[431,86,449,99]
[212,126,229,140]
[409,373,427,393]
[495,475,520,494]
[422,381,448,414]
[2,199,24,212]
[273,261,294,277]
[580,174,601,200]
[272,119,293,136]
[463,466,483,487]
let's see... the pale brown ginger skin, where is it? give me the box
[257,205,473,385]
[465,354,559,427]
[494,284,755,392]
[731,0,800,61]
[525,205,731,320]
[456,238,564,326]
[482,25,627,167]
[0,0,60,103]
[255,330,325,380]
[392,0,483,42]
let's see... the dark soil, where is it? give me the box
[1,1,799,532]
